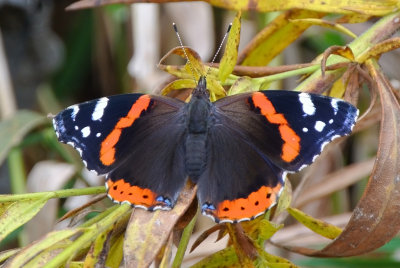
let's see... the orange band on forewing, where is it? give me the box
[214,184,282,221]
[100,95,151,166]
[106,179,158,207]
[252,92,300,162]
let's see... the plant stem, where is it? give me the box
[0,186,106,202]
[172,212,198,268]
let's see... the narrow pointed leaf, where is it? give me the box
[287,207,342,240]
[219,12,241,83]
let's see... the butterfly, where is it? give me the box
[53,76,358,223]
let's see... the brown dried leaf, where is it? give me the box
[190,224,226,253]
[58,195,106,222]
[281,60,400,257]
[321,46,354,77]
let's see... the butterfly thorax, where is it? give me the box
[184,77,213,179]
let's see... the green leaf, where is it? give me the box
[0,195,51,242]
[5,229,79,267]
[44,204,131,268]
[105,234,124,268]
[83,219,114,267]
[258,220,283,241]
[0,110,47,166]
[287,207,342,240]
[274,179,292,216]
[228,77,258,96]
[219,12,241,83]
[192,247,239,268]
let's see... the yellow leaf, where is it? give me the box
[219,12,241,83]
[161,79,197,97]
[330,78,346,98]
[238,10,325,66]
[287,207,342,239]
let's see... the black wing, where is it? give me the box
[197,90,358,223]
[53,94,188,210]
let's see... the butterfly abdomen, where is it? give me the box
[185,133,207,178]
[184,92,213,179]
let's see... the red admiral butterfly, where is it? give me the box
[53,76,358,223]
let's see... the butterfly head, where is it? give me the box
[191,76,209,98]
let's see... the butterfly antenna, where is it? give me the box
[206,23,232,78]
[173,22,197,82]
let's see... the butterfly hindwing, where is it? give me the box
[54,94,188,210]
[197,90,358,223]
[197,121,285,223]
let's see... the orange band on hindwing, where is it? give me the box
[106,179,158,207]
[100,95,151,166]
[213,184,283,222]
[251,92,300,162]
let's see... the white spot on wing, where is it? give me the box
[331,99,339,115]
[81,126,91,138]
[75,126,79,130]
[299,93,316,116]
[96,133,101,137]
[314,121,326,132]
[329,119,334,124]
[302,127,308,132]
[92,97,109,121]
[70,105,79,121]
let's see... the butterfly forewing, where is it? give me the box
[54,94,188,210]
[214,90,358,172]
